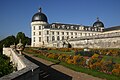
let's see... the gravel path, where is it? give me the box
[23,52,106,80]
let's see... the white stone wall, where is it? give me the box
[31,21,101,47]
[31,21,120,48]
[31,21,48,47]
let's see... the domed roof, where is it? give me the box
[32,8,48,22]
[93,17,104,27]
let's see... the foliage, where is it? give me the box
[0,54,13,77]
[16,32,31,46]
[0,36,15,53]
[0,32,31,53]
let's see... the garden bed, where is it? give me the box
[24,47,120,80]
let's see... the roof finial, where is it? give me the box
[38,7,42,13]
[97,17,99,21]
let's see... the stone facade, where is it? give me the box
[31,8,120,48]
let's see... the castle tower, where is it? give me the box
[31,8,48,47]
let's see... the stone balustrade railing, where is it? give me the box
[3,48,26,70]
[0,48,40,80]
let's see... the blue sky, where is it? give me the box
[0,0,120,40]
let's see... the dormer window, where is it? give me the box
[58,26,60,29]
[67,26,69,29]
[88,27,91,31]
[52,24,55,28]
[62,25,65,29]
[71,26,74,29]
[85,28,88,31]
[75,27,78,30]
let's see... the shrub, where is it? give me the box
[67,59,74,64]
[91,54,99,59]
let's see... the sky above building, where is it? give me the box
[0,0,120,40]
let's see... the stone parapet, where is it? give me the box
[0,48,40,80]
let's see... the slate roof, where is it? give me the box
[104,26,120,32]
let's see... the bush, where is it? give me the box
[0,54,13,77]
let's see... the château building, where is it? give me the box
[31,8,120,48]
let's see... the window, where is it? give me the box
[67,26,69,29]
[58,26,60,29]
[52,32,54,35]
[85,28,88,31]
[33,37,35,42]
[75,27,78,30]
[62,32,64,35]
[39,32,41,35]
[71,26,74,29]
[33,26,35,30]
[66,32,69,35]
[62,36,64,40]
[47,36,49,42]
[33,32,35,35]
[57,36,60,40]
[39,37,41,42]
[57,32,59,35]
[47,31,49,35]
[71,32,73,35]
[67,36,69,39]
[39,26,41,30]
[52,24,55,28]
[52,36,55,41]
[62,25,65,29]
[75,32,77,35]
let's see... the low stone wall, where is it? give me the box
[70,37,120,48]
[0,48,40,80]
[3,48,26,70]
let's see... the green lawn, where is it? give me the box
[46,49,75,55]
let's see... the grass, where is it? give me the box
[60,62,120,80]
[46,49,75,55]
[24,51,120,80]
[33,54,59,63]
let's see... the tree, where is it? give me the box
[0,32,31,53]
[0,35,16,53]
[16,32,31,46]
[16,32,26,45]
